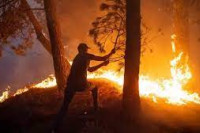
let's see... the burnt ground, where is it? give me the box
[0,79,200,133]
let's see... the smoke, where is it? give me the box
[0,39,54,92]
[57,0,101,60]
[1,0,200,93]
[0,0,100,91]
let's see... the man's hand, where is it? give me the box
[95,48,116,61]
[103,60,110,66]
[88,60,110,72]
[106,48,116,58]
[111,48,116,54]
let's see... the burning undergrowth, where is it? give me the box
[0,79,200,132]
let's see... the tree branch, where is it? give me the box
[21,0,52,54]
[0,0,16,9]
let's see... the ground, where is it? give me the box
[0,79,200,133]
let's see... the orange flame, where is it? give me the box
[88,34,200,105]
[31,74,57,88]
[0,86,29,103]
[0,86,10,103]
[85,34,200,105]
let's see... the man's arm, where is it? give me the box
[89,49,115,61]
[88,60,109,72]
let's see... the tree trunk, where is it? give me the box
[43,0,69,90]
[21,0,70,90]
[123,0,141,120]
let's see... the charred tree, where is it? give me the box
[44,0,69,91]
[123,0,141,120]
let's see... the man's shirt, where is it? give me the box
[67,53,106,91]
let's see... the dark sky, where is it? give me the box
[0,0,200,92]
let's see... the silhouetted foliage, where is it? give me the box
[89,0,160,69]
[0,0,70,90]
[0,0,45,57]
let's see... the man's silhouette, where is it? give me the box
[53,43,115,131]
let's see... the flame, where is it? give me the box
[0,75,57,103]
[86,34,200,105]
[1,34,200,105]
[88,34,200,105]
[31,74,57,88]
[88,70,124,86]
[0,86,10,103]
[171,34,176,52]
[13,87,29,97]
[0,86,29,103]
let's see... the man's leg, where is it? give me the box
[52,89,75,131]
[91,87,98,111]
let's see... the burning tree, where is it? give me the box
[0,0,70,90]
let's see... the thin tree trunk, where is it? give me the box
[44,0,69,90]
[21,0,52,54]
[123,0,141,120]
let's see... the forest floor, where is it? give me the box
[0,79,200,133]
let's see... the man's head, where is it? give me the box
[78,43,90,53]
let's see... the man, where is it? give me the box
[53,43,115,131]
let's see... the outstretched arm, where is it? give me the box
[89,49,115,61]
[88,61,109,72]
